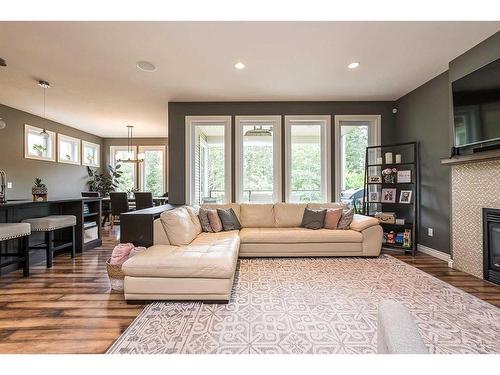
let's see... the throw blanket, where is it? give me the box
[110,243,147,265]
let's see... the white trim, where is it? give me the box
[57,133,81,165]
[81,140,101,168]
[185,116,232,205]
[284,115,331,203]
[334,115,381,201]
[138,145,166,194]
[417,244,452,267]
[235,115,282,203]
[24,124,56,162]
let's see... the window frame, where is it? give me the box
[185,116,232,205]
[138,145,167,195]
[57,133,81,165]
[24,124,56,162]
[334,115,381,201]
[284,115,332,203]
[235,115,282,203]
[82,140,101,168]
[109,145,138,191]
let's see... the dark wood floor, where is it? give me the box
[0,227,499,354]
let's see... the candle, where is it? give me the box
[395,154,402,164]
[385,152,393,164]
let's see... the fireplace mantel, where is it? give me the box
[441,149,500,166]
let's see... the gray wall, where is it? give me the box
[0,103,102,200]
[168,101,396,205]
[102,137,168,189]
[394,72,451,253]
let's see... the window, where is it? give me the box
[110,146,137,192]
[186,116,231,205]
[285,116,331,202]
[235,116,281,203]
[334,115,381,206]
[82,141,100,167]
[57,134,81,165]
[139,145,166,197]
[24,124,56,162]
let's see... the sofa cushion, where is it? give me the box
[274,203,307,227]
[207,210,223,232]
[338,208,355,229]
[307,202,347,210]
[324,208,343,229]
[160,207,201,246]
[201,204,241,220]
[122,232,239,279]
[217,208,242,231]
[239,227,363,244]
[300,208,326,230]
[240,203,275,228]
[185,205,202,233]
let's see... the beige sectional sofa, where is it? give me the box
[122,202,382,302]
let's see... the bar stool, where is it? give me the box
[0,223,31,277]
[22,215,76,268]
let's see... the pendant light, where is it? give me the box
[244,125,272,137]
[117,125,145,163]
[38,80,51,139]
[0,118,6,130]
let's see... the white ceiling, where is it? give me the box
[0,21,498,137]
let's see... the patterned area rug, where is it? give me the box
[107,255,500,354]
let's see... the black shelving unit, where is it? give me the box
[362,142,419,256]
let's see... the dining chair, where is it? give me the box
[134,192,154,210]
[109,192,130,228]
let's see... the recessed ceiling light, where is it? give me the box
[137,61,156,72]
[234,62,245,70]
[348,61,360,69]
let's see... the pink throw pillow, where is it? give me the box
[207,209,223,232]
[324,208,343,229]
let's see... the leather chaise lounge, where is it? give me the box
[122,202,383,302]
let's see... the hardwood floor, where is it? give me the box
[0,227,499,354]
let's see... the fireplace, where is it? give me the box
[483,208,500,285]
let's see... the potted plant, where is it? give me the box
[32,177,48,201]
[32,144,47,157]
[87,164,123,197]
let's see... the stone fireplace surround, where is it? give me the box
[451,159,500,279]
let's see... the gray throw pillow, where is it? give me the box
[300,208,326,230]
[337,208,354,229]
[217,208,242,231]
[198,208,214,232]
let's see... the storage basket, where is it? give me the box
[106,258,125,291]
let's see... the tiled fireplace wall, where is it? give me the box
[451,160,500,278]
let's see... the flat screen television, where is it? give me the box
[452,57,500,148]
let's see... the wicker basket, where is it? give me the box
[106,258,125,291]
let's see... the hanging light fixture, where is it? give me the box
[244,125,272,137]
[117,125,145,163]
[38,80,51,139]
[0,118,6,130]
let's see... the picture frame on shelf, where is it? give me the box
[397,170,412,183]
[399,190,413,204]
[369,191,380,202]
[368,175,382,183]
[381,188,397,203]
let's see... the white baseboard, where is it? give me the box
[417,244,452,267]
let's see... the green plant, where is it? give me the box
[32,144,47,154]
[87,164,123,197]
[34,177,46,188]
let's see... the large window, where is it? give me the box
[285,116,331,202]
[235,116,281,203]
[334,115,381,206]
[186,116,231,205]
[110,146,137,193]
[139,146,166,197]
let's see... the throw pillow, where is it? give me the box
[207,209,223,232]
[300,208,326,230]
[337,208,355,229]
[324,208,343,229]
[198,207,214,233]
[160,207,202,245]
[217,208,242,231]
